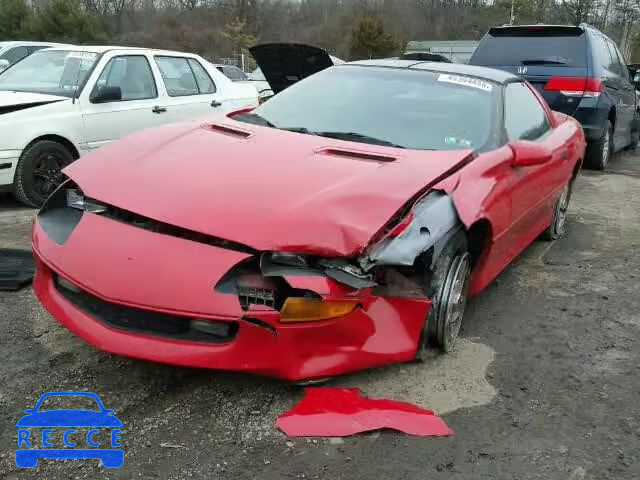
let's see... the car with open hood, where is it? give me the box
[32,60,585,381]
[248,43,344,100]
[0,46,258,207]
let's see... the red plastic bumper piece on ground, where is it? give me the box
[276,387,454,437]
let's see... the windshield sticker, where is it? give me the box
[438,74,493,92]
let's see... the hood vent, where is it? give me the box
[319,148,397,163]
[206,124,252,138]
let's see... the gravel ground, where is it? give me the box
[0,151,639,479]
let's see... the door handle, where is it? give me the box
[560,151,569,160]
[152,106,167,114]
[211,100,222,108]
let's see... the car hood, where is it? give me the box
[16,410,123,427]
[0,90,68,113]
[64,119,473,257]
[248,43,335,94]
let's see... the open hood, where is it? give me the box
[64,119,474,257]
[248,43,335,94]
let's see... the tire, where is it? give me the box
[13,140,75,208]
[415,231,471,361]
[584,120,612,171]
[542,182,571,241]
[626,126,639,151]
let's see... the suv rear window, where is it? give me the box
[471,26,587,68]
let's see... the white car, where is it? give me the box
[0,46,258,206]
[0,41,72,73]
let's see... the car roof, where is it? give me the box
[45,45,203,56]
[345,59,519,84]
[0,40,72,48]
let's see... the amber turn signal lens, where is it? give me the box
[280,298,359,323]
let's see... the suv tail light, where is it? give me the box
[544,77,603,97]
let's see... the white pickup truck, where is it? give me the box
[0,46,258,206]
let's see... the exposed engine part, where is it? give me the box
[362,191,462,270]
[318,259,376,289]
[215,257,321,310]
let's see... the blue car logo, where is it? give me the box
[15,391,123,468]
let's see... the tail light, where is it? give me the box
[544,77,603,97]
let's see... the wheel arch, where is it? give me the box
[465,218,493,268]
[22,134,80,160]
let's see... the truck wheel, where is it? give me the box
[13,140,74,208]
[625,126,639,151]
[584,120,612,170]
[415,231,471,360]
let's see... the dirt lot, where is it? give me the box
[1,152,639,480]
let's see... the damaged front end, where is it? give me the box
[222,191,463,305]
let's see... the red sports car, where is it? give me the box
[32,60,585,381]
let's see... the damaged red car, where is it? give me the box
[32,59,586,381]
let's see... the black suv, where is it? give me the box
[469,24,639,170]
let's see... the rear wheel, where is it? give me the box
[13,140,75,208]
[415,231,471,361]
[584,120,612,170]
[626,125,639,151]
[542,183,571,240]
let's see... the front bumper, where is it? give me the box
[32,213,430,381]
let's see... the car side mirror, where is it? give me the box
[0,59,9,73]
[91,85,122,103]
[510,140,552,167]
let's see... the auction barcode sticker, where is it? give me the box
[438,74,493,92]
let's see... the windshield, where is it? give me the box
[248,68,266,81]
[248,65,499,151]
[0,49,99,97]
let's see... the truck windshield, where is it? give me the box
[0,50,99,97]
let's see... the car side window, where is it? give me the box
[504,82,551,142]
[91,55,157,102]
[612,45,630,81]
[156,56,212,96]
[223,66,247,81]
[187,58,216,94]
[0,46,29,65]
[28,46,49,54]
[593,35,615,73]
[605,40,625,77]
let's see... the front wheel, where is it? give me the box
[415,231,471,360]
[13,140,75,208]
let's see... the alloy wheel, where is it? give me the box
[32,152,68,200]
[438,252,471,352]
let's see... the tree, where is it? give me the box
[349,16,397,60]
[220,15,257,52]
[0,0,31,39]
[34,0,106,43]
